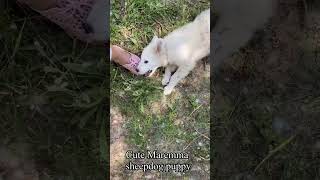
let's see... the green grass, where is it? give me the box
[111,0,210,178]
[0,3,107,179]
[111,0,208,52]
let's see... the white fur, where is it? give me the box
[212,0,275,68]
[137,9,210,95]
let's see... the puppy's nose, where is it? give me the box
[135,68,139,73]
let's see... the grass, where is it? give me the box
[111,0,210,178]
[0,2,107,179]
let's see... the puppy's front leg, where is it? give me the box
[162,65,177,86]
[163,65,194,95]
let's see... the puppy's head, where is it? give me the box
[137,36,167,76]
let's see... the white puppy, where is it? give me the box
[136,9,210,95]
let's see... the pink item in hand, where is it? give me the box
[122,53,141,75]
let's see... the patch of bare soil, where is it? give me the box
[110,107,128,180]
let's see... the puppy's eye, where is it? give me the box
[144,60,148,63]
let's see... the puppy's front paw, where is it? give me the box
[163,86,173,95]
[162,78,170,86]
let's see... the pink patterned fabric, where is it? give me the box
[18,0,96,42]
[122,53,141,75]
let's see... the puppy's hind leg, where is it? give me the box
[163,64,194,95]
[162,65,177,86]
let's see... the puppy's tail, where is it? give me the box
[195,8,210,33]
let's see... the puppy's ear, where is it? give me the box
[154,38,164,54]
